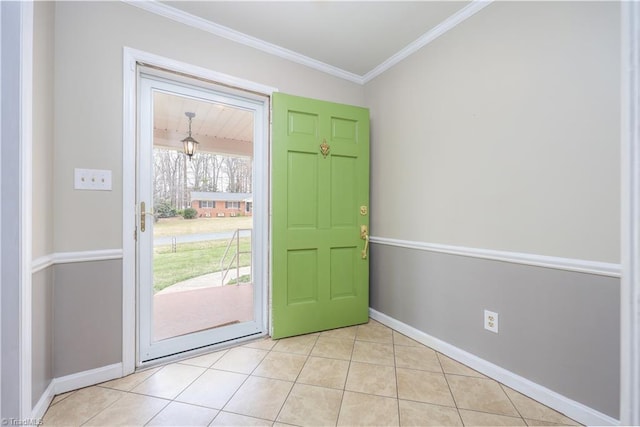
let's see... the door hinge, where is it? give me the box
[134,226,138,241]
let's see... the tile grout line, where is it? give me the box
[131,360,210,425]
[436,353,579,425]
[87,389,133,425]
[211,344,272,424]
[436,351,465,426]
[46,320,578,427]
[444,368,535,424]
[342,322,400,425]
[339,326,359,426]
[271,333,320,425]
[499,382,530,426]
[457,407,536,424]
[80,386,157,427]
[125,362,210,426]
[48,390,76,408]
[160,352,237,425]
[392,329,402,426]
[333,325,361,426]
[497,382,581,426]
[321,329,357,427]
[162,346,259,424]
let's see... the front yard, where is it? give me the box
[153,216,252,292]
[153,216,252,237]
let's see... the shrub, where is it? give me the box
[155,202,177,218]
[183,207,198,219]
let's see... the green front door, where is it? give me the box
[272,93,370,339]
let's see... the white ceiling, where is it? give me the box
[158,1,473,78]
[147,1,482,155]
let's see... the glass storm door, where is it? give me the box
[271,93,370,338]
[137,72,267,363]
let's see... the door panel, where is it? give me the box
[287,152,318,228]
[137,73,267,362]
[287,249,318,304]
[331,156,357,226]
[289,110,319,137]
[330,247,358,299]
[272,93,370,339]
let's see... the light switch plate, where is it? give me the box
[74,168,112,191]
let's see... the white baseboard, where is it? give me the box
[31,380,55,420]
[31,363,123,419]
[369,308,619,427]
[54,363,123,395]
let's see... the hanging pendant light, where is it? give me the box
[182,112,199,159]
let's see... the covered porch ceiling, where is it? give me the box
[153,91,253,158]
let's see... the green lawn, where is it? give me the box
[152,216,252,293]
[153,216,252,237]
[154,238,251,292]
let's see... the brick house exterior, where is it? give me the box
[190,191,252,217]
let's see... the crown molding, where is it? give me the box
[362,0,493,83]
[123,0,492,86]
[122,0,364,84]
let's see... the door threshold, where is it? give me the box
[137,331,268,370]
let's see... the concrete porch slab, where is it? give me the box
[153,284,254,341]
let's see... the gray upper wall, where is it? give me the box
[364,1,621,263]
[52,1,366,253]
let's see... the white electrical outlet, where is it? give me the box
[74,168,112,191]
[484,310,499,333]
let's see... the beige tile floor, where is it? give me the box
[43,319,581,427]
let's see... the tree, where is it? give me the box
[188,153,207,191]
[223,157,252,193]
[205,153,223,192]
[153,148,252,212]
[153,149,185,208]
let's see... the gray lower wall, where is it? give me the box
[32,267,53,407]
[53,260,122,377]
[370,243,620,419]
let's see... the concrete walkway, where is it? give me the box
[156,266,252,295]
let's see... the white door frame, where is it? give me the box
[137,73,267,363]
[621,2,640,425]
[1,0,33,417]
[122,47,276,373]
